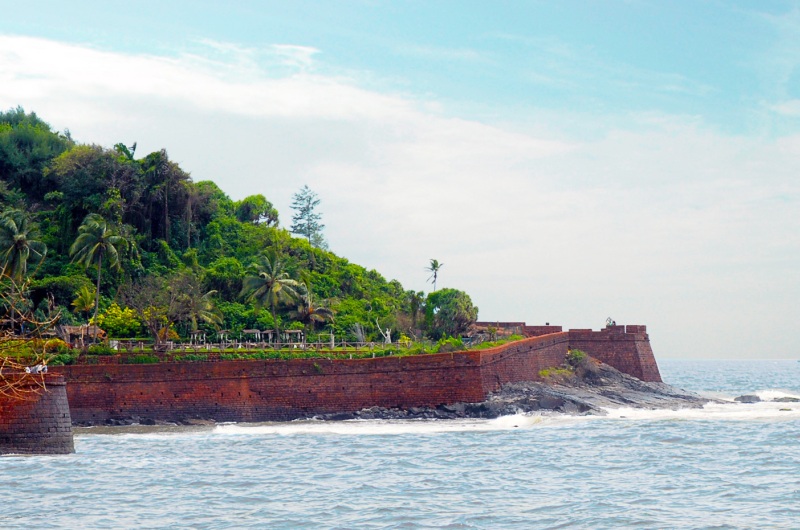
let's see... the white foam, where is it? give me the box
[211,413,578,436]
[78,389,800,440]
[601,400,800,422]
[755,389,800,401]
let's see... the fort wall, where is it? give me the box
[567,325,662,382]
[52,324,660,424]
[0,374,75,455]
[55,332,571,424]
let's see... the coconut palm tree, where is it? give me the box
[191,290,222,331]
[406,290,425,331]
[71,285,95,320]
[290,282,334,338]
[0,209,47,332]
[169,271,222,332]
[241,253,299,343]
[0,209,47,282]
[426,259,444,292]
[69,213,129,340]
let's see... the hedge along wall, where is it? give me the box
[55,333,571,424]
[0,373,75,455]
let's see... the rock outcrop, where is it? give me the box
[313,358,709,421]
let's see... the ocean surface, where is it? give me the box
[3,359,800,529]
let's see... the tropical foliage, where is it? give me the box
[0,108,479,346]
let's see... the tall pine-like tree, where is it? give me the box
[290,185,327,249]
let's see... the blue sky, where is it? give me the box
[6,1,797,133]
[1,1,798,359]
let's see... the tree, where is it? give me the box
[426,259,444,291]
[406,290,425,331]
[71,285,95,320]
[0,209,47,283]
[168,271,222,332]
[0,209,47,332]
[290,185,326,248]
[235,194,279,226]
[424,288,478,339]
[120,275,170,345]
[290,282,334,337]
[241,253,299,342]
[0,107,73,203]
[69,213,129,339]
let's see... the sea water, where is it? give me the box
[2,359,799,529]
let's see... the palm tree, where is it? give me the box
[192,290,222,331]
[426,259,444,291]
[407,290,425,331]
[0,209,47,331]
[69,213,129,340]
[169,272,222,332]
[241,253,299,343]
[71,285,95,320]
[290,282,334,338]
[0,209,47,282]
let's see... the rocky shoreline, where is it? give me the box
[316,358,712,421]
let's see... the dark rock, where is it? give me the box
[773,397,800,403]
[181,418,216,426]
[324,412,357,421]
[140,418,156,426]
[296,358,712,423]
[734,395,761,403]
[538,395,565,410]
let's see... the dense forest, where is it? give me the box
[0,107,478,346]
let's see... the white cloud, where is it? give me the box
[0,34,798,359]
[771,99,800,116]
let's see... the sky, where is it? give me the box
[1,1,798,359]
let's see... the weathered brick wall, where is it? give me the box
[478,333,569,393]
[53,326,659,424]
[567,325,662,382]
[0,374,75,455]
[54,336,570,424]
[522,325,564,337]
[56,352,489,423]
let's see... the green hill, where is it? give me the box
[0,107,477,345]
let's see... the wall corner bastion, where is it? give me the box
[0,373,75,455]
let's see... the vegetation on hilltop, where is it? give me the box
[0,107,478,348]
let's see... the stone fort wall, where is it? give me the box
[0,373,75,455]
[53,325,659,424]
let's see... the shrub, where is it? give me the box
[48,351,80,366]
[88,344,117,356]
[566,349,588,369]
[173,353,209,362]
[124,354,160,364]
[95,303,143,338]
[158,327,180,341]
[43,338,69,354]
[434,336,465,353]
[538,367,573,379]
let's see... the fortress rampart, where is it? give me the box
[0,373,75,455]
[53,324,660,424]
[567,324,661,382]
